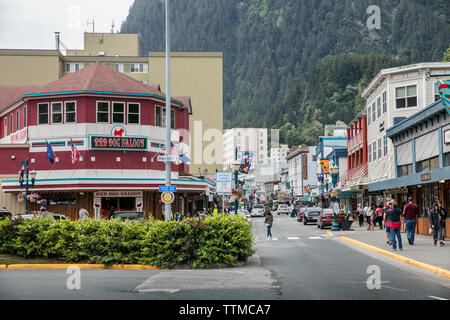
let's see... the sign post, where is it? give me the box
[216,171,232,213]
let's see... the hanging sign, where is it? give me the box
[89,126,148,151]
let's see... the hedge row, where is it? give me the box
[0,214,255,268]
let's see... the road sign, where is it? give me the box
[159,185,177,192]
[157,155,177,162]
[161,192,175,204]
[216,171,232,194]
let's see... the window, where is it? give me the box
[368,144,372,163]
[65,102,76,123]
[38,103,49,124]
[112,102,125,123]
[128,103,140,124]
[367,105,371,125]
[130,64,148,73]
[445,153,450,167]
[114,64,124,73]
[4,117,7,137]
[434,82,441,102]
[377,138,382,159]
[372,141,377,161]
[383,136,387,156]
[23,106,27,127]
[382,91,387,113]
[96,102,109,123]
[398,164,413,177]
[377,96,381,118]
[10,114,13,134]
[372,102,376,122]
[155,106,175,129]
[16,110,19,131]
[65,63,84,73]
[51,102,63,124]
[416,157,439,172]
[395,85,417,108]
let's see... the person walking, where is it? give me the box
[402,197,419,245]
[430,203,447,247]
[387,202,403,251]
[357,204,364,227]
[364,203,370,227]
[368,204,375,231]
[264,209,273,240]
[79,206,89,221]
[376,204,384,230]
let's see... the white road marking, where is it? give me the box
[428,295,448,300]
[308,237,323,240]
[287,237,300,240]
[272,238,278,241]
[138,289,180,293]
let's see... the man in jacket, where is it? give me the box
[402,197,419,245]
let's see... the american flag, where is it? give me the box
[70,139,79,164]
[162,142,178,156]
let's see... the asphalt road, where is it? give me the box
[0,214,449,300]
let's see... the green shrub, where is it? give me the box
[0,214,255,268]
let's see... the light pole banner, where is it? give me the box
[216,171,232,194]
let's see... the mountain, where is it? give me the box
[121,0,450,146]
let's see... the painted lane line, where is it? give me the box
[428,296,448,300]
[308,237,323,240]
[287,237,300,240]
[272,238,278,241]
[138,288,180,293]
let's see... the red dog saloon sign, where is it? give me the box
[89,126,148,151]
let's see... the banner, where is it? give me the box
[239,153,253,174]
[437,78,450,114]
[317,174,324,184]
[320,159,330,174]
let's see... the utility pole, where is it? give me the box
[164,0,172,220]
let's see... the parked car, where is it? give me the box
[238,209,252,224]
[12,212,67,220]
[303,207,322,225]
[277,204,291,215]
[297,207,307,222]
[251,204,265,217]
[110,211,145,221]
[317,208,344,229]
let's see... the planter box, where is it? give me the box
[417,218,430,236]
[446,219,450,239]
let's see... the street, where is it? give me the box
[0,215,449,300]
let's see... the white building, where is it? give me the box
[362,62,450,188]
[270,144,289,164]
[223,128,268,169]
[286,146,318,197]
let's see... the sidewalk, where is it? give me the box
[328,223,450,272]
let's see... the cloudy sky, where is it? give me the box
[0,0,135,50]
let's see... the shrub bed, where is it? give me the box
[0,214,255,268]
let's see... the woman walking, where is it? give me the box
[264,209,274,240]
[376,204,384,230]
[357,204,364,227]
[387,202,403,251]
[430,203,447,247]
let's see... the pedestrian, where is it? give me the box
[368,204,375,231]
[264,209,273,240]
[430,203,447,247]
[387,202,403,251]
[363,203,370,227]
[213,204,218,215]
[402,197,419,245]
[383,203,392,245]
[79,206,89,221]
[357,204,364,227]
[376,204,384,230]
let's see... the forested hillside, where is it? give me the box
[121,0,450,145]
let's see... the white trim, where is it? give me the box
[96,100,110,124]
[64,100,77,124]
[51,101,64,124]
[37,102,49,125]
[127,102,140,125]
[111,101,125,124]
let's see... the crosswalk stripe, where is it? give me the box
[308,237,323,239]
[287,237,300,240]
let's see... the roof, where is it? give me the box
[174,96,193,115]
[0,85,40,110]
[286,146,310,160]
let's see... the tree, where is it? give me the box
[444,47,450,62]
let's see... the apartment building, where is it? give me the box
[223,128,268,169]
[269,144,289,164]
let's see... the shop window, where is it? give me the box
[398,164,412,177]
[38,103,49,125]
[112,102,125,123]
[128,103,140,124]
[416,156,439,173]
[52,102,63,124]
[96,101,109,123]
[445,153,450,167]
[429,156,439,170]
[395,85,417,109]
[65,102,76,123]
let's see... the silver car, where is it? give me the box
[277,204,291,215]
[251,204,265,217]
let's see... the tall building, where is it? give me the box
[286,146,318,199]
[362,62,450,204]
[222,128,268,169]
[270,144,289,164]
[0,32,223,175]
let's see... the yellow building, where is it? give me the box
[0,32,223,176]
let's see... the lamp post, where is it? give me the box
[19,160,37,215]
[330,165,340,231]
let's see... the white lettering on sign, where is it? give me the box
[94,191,143,198]
[11,127,28,144]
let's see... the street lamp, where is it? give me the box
[329,165,340,231]
[19,160,36,215]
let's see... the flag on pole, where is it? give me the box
[45,140,55,164]
[18,162,25,187]
[162,142,178,156]
[70,139,79,164]
[437,78,450,114]
[320,159,330,174]
[179,154,191,164]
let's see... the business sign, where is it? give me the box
[94,191,143,198]
[157,156,177,162]
[159,185,177,192]
[161,192,175,204]
[216,171,232,194]
[89,126,147,151]
[421,173,431,182]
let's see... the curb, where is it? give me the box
[327,231,450,280]
[0,264,164,270]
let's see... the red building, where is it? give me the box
[0,62,214,219]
